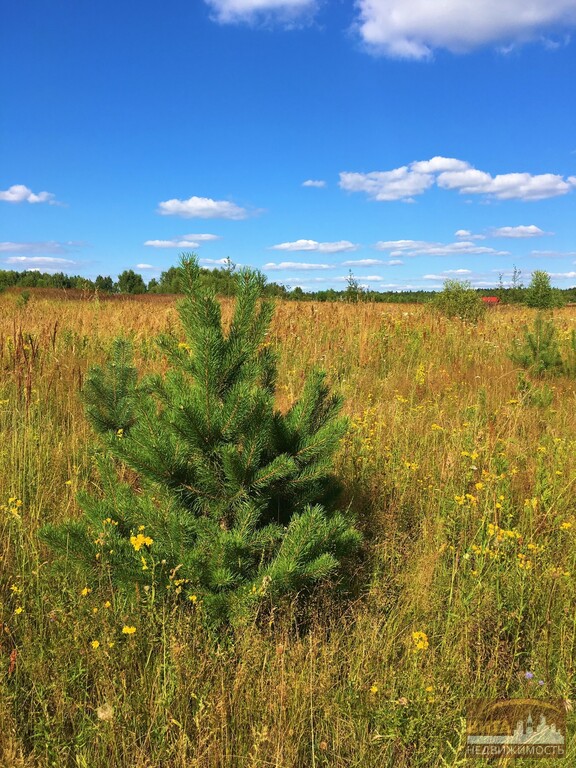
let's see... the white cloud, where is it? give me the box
[375,239,430,251]
[339,165,434,202]
[4,256,76,267]
[341,157,576,202]
[549,271,576,279]
[204,0,315,23]
[532,250,576,258]
[490,224,550,238]
[341,258,404,266]
[157,196,249,219]
[270,239,358,253]
[355,0,576,59]
[0,184,57,204]
[455,229,485,240]
[200,258,231,265]
[375,239,509,257]
[144,234,220,248]
[410,157,469,173]
[136,263,159,270]
[302,179,326,188]
[0,241,72,255]
[437,169,575,200]
[145,239,200,248]
[264,261,333,270]
[342,258,385,266]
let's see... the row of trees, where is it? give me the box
[0,262,571,305]
[0,265,289,298]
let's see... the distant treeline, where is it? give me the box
[1,265,575,304]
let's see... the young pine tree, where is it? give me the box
[40,255,361,627]
[508,313,564,376]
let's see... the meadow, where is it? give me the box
[1,289,575,767]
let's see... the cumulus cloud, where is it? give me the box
[204,0,315,23]
[270,239,358,253]
[340,156,576,202]
[437,169,575,200]
[339,165,434,202]
[0,184,57,204]
[264,261,333,270]
[302,179,326,188]
[490,224,550,237]
[375,239,509,257]
[136,263,159,270]
[355,0,576,59]
[158,196,250,220]
[144,234,220,248]
[455,229,486,240]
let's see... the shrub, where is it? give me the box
[40,255,361,629]
[431,279,486,323]
[509,314,564,376]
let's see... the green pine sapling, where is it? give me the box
[40,255,361,628]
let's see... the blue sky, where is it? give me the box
[1,0,575,291]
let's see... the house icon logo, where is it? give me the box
[466,698,566,759]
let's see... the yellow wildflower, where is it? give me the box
[122,625,136,635]
[130,533,153,551]
[412,631,429,651]
[80,587,92,596]
[91,640,100,650]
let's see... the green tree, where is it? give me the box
[345,270,364,303]
[509,313,564,376]
[431,279,486,323]
[117,269,146,295]
[40,255,361,629]
[95,275,115,293]
[524,270,562,309]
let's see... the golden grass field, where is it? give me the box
[1,289,576,767]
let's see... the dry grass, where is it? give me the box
[1,291,576,766]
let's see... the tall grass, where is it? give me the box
[1,291,576,766]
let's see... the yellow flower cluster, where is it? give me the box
[487,523,521,542]
[454,493,478,507]
[412,631,429,652]
[517,553,533,570]
[2,496,23,520]
[130,533,153,551]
